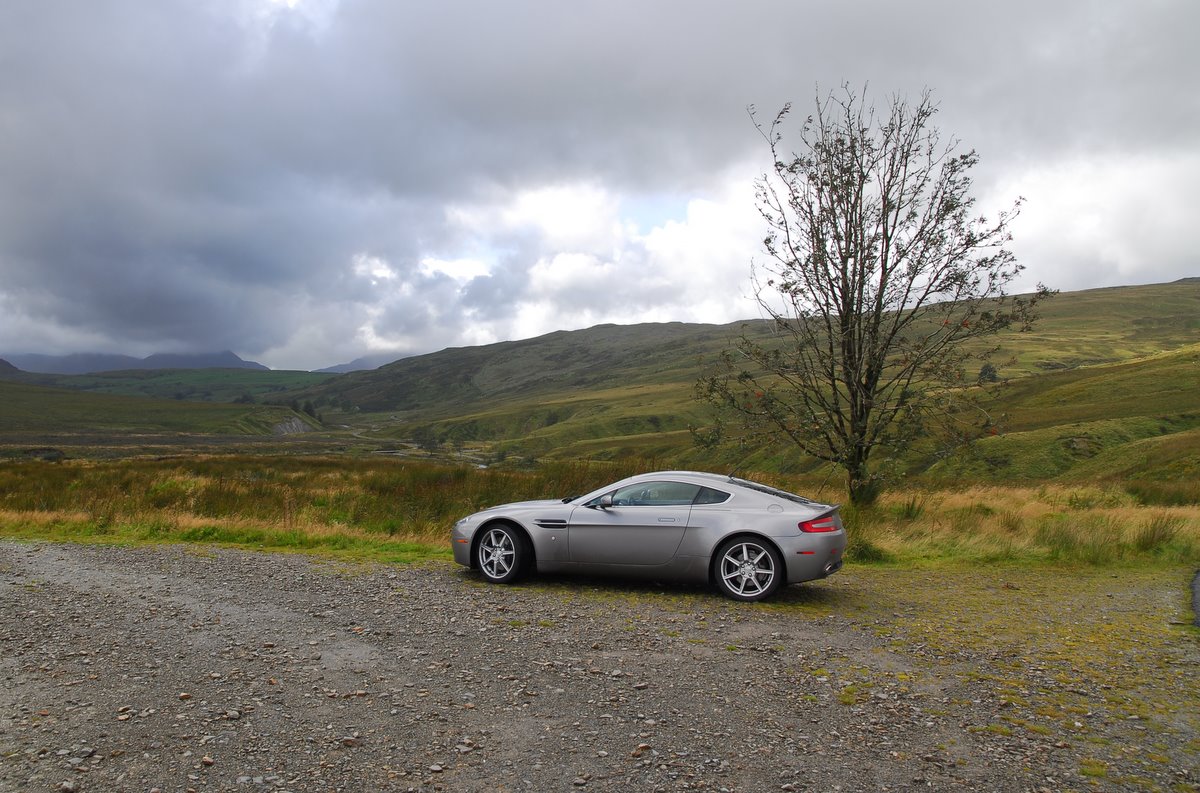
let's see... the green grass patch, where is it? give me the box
[0,380,309,435]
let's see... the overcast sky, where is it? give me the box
[1,0,1196,370]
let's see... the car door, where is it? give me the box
[567,481,698,565]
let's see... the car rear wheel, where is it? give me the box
[476,524,527,583]
[714,538,782,601]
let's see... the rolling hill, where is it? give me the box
[1,279,1196,488]
[301,279,1200,413]
[0,380,315,436]
[0,367,335,404]
[290,279,1200,482]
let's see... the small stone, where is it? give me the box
[340,737,361,747]
[225,710,241,720]
[573,778,588,786]
[429,764,443,772]
[201,755,214,766]
[58,782,78,793]
[633,682,648,690]
[179,692,192,701]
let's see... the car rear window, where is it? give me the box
[730,477,818,505]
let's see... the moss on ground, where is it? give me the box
[771,566,1200,788]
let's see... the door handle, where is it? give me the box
[657,517,676,523]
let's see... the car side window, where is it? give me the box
[693,486,731,505]
[608,481,700,507]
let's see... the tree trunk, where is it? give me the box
[846,455,880,506]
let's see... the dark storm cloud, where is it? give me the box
[0,0,1196,368]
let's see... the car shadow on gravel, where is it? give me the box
[451,566,849,608]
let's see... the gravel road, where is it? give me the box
[1,541,1196,793]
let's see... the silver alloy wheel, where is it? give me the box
[479,527,516,580]
[718,541,776,598]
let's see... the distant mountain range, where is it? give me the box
[1,350,268,375]
[316,352,406,374]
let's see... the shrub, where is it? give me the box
[1126,480,1200,507]
[893,495,925,521]
[1133,514,1182,553]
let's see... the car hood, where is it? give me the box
[476,499,568,514]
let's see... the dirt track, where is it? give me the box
[1,541,1196,792]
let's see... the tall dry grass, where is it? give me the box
[837,483,1200,565]
[0,458,1196,566]
[0,456,649,554]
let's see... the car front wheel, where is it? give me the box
[714,538,783,602]
[476,524,527,583]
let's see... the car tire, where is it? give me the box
[713,537,783,602]
[476,524,528,584]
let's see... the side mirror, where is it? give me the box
[598,494,614,509]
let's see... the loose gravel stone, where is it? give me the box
[0,541,1195,793]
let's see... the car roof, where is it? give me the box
[623,470,733,485]
[596,470,828,507]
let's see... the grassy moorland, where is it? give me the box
[0,380,316,435]
[0,366,334,403]
[0,380,337,461]
[0,280,1197,577]
[0,457,641,561]
[297,281,1200,475]
[0,456,1196,573]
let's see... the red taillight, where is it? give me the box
[799,515,839,533]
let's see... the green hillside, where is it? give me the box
[927,344,1200,481]
[988,279,1200,374]
[0,380,313,435]
[0,367,333,403]
[302,279,1200,412]
[2,280,1197,490]
[296,279,1200,486]
[300,322,737,414]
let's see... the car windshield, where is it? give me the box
[729,477,820,505]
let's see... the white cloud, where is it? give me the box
[418,256,491,282]
[478,168,763,342]
[504,185,620,250]
[1,1,1197,369]
[352,253,399,284]
[994,151,1200,291]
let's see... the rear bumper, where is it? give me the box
[779,530,847,584]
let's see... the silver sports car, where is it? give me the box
[451,470,846,601]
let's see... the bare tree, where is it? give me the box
[696,85,1052,505]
